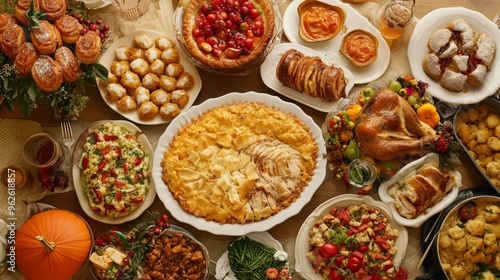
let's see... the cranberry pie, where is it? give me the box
[181,0,275,72]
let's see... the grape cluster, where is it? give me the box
[37,169,69,191]
[71,13,110,43]
[435,121,455,153]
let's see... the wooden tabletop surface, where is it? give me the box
[1,0,499,278]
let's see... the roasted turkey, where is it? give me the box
[354,89,437,161]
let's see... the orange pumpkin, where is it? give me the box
[16,210,92,280]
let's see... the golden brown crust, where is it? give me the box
[14,0,29,25]
[34,0,66,22]
[161,102,318,224]
[0,13,17,34]
[1,23,25,58]
[75,31,102,64]
[55,15,83,44]
[31,55,63,92]
[30,20,62,54]
[55,46,82,82]
[14,42,39,76]
[182,0,275,71]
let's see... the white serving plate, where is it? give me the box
[72,120,156,225]
[153,91,327,236]
[408,7,500,105]
[260,42,355,113]
[215,232,285,280]
[295,194,408,279]
[283,0,390,84]
[97,29,202,125]
[378,153,462,228]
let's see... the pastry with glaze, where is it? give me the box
[54,46,82,82]
[31,55,63,92]
[55,15,83,44]
[14,42,39,76]
[34,0,66,22]
[30,20,62,54]
[1,23,26,58]
[75,31,102,64]
[14,0,29,25]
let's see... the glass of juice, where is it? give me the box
[347,159,377,188]
[378,0,415,40]
[22,133,63,173]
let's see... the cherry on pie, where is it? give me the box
[181,0,276,72]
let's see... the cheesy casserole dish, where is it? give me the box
[80,122,150,218]
[161,101,318,224]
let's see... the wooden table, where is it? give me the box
[0,0,498,279]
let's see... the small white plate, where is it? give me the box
[408,7,500,105]
[97,29,202,125]
[295,194,408,279]
[153,91,327,236]
[283,0,390,84]
[378,153,462,228]
[260,42,354,113]
[72,120,156,225]
[215,232,284,280]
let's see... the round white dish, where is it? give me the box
[97,29,202,125]
[294,194,408,279]
[72,120,156,225]
[408,7,500,105]
[152,91,327,236]
[215,232,284,280]
[378,153,462,228]
[260,42,355,113]
[283,0,390,84]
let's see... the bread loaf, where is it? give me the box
[276,49,347,102]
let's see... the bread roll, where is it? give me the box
[30,20,61,54]
[55,46,82,82]
[1,23,25,58]
[75,31,102,64]
[14,0,29,25]
[55,15,82,44]
[14,42,39,76]
[0,13,16,34]
[34,0,66,22]
[31,55,63,92]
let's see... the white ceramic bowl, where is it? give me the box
[294,194,408,279]
[378,153,462,228]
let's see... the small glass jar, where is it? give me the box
[22,133,63,173]
[347,159,377,188]
[378,0,415,40]
[111,0,150,20]
[1,165,34,190]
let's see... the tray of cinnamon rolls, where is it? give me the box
[0,0,103,93]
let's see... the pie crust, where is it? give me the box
[181,0,276,71]
[161,102,318,224]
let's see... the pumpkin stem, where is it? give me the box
[36,235,56,252]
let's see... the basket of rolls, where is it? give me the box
[0,0,108,120]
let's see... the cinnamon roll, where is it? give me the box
[14,0,29,25]
[1,23,25,58]
[31,55,63,92]
[30,20,62,54]
[55,15,83,44]
[75,31,102,64]
[14,42,39,76]
[54,46,82,82]
[34,0,66,22]
[0,13,16,34]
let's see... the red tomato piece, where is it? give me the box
[347,256,362,272]
[459,202,478,220]
[329,269,343,280]
[320,243,338,259]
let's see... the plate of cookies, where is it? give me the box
[97,29,202,125]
